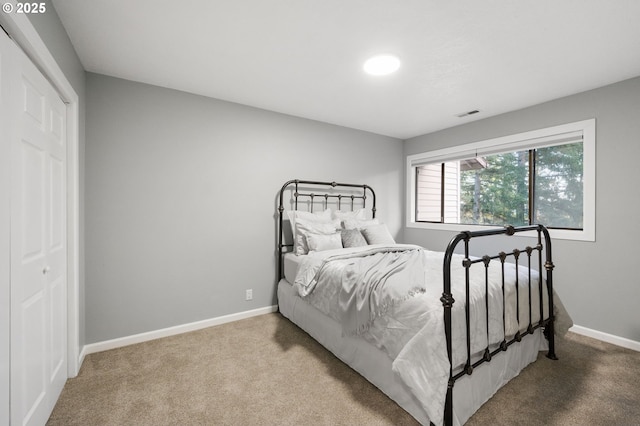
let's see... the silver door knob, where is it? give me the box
[42,266,50,275]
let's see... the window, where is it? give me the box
[407,119,595,241]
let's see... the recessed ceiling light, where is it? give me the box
[363,55,401,76]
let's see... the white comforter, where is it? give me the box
[293,244,572,426]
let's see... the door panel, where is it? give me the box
[20,139,45,264]
[49,98,65,148]
[21,292,46,423]
[22,76,45,128]
[49,157,64,251]
[49,275,66,381]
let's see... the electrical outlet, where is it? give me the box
[245,289,253,301]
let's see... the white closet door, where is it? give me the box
[7,30,67,426]
[0,28,15,426]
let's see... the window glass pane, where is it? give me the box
[534,143,583,229]
[442,162,459,223]
[414,143,585,229]
[415,164,442,222]
[459,152,529,226]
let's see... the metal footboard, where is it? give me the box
[440,224,557,426]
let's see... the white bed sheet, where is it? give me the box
[278,277,548,426]
[283,252,302,285]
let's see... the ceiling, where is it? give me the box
[52,0,640,139]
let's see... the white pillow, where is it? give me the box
[295,218,340,255]
[332,208,366,221]
[342,218,379,230]
[287,209,332,254]
[307,232,342,252]
[361,223,396,245]
[287,208,332,232]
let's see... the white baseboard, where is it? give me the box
[78,311,638,367]
[570,325,640,352]
[82,305,278,357]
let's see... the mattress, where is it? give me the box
[278,277,546,426]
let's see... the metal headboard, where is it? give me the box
[277,179,376,279]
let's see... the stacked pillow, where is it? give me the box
[287,208,395,255]
[287,209,339,255]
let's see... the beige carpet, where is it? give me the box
[48,313,640,425]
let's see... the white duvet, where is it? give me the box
[294,244,572,426]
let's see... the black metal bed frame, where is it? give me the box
[441,225,557,426]
[277,179,557,426]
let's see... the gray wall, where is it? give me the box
[85,73,403,344]
[28,0,87,347]
[404,76,640,343]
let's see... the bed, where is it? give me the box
[276,179,572,426]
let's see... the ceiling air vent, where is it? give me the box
[456,109,480,118]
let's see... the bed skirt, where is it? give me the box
[278,278,547,426]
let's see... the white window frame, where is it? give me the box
[406,119,596,242]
